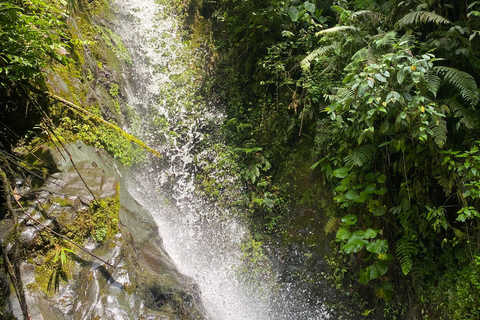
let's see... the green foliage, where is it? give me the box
[93,24,132,64]
[396,11,451,29]
[435,66,480,105]
[210,0,480,316]
[0,0,71,87]
[395,237,416,275]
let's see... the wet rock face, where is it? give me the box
[9,147,206,320]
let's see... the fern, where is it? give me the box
[396,11,451,29]
[435,66,480,105]
[316,25,358,37]
[441,98,477,129]
[337,86,356,101]
[430,119,447,147]
[426,29,447,39]
[435,170,455,195]
[423,73,441,97]
[396,237,416,275]
[344,145,376,167]
[301,45,335,71]
[469,54,480,75]
[374,31,397,47]
[324,216,339,234]
[345,47,369,71]
[351,10,386,24]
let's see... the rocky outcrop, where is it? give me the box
[5,144,206,319]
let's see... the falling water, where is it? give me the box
[110,0,332,319]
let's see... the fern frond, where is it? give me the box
[324,216,339,234]
[301,45,335,71]
[345,47,369,71]
[435,171,455,195]
[430,119,447,147]
[442,98,477,129]
[435,66,480,105]
[396,237,416,275]
[374,31,397,47]
[469,55,480,74]
[337,86,356,101]
[423,73,441,97]
[426,29,447,39]
[351,10,386,25]
[316,26,358,37]
[344,145,376,167]
[396,11,451,29]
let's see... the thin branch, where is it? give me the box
[0,167,31,320]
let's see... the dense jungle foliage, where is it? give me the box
[206,0,480,318]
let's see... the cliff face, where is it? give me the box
[0,0,207,318]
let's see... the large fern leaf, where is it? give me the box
[301,45,335,71]
[396,11,451,29]
[374,31,397,47]
[351,10,386,25]
[396,237,416,275]
[423,73,441,97]
[344,145,376,167]
[442,98,477,129]
[316,25,358,37]
[430,119,447,147]
[435,66,480,105]
[469,54,480,75]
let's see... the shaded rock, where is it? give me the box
[40,161,118,204]
[0,270,13,319]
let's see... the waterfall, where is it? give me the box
[111,0,332,319]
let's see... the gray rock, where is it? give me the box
[11,143,206,319]
[0,270,13,319]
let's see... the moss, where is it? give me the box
[29,193,120,295]
[61,196,120,244]
[50,196,74,207]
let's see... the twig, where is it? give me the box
[0,168,31,320]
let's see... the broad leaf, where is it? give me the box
[288,6,299,21]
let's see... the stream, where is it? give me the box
[111,0,333,319]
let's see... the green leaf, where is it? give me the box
[375,73,387,82]
[373,206,387,216]
[304,2,315,13]
[342,236,367,253]
[359,261,389,284]
[288,6,299,21]
[333,167,349,178]
[377,174,387,183]
[397,70,405,84]
[341,214,358,225]
[364,228,379,239]
[366,239,388,254]
[310,160,321,170]
[336,228,351,241]
[354,191,369,203]
[345,189,360,200]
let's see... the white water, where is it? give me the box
[112,0,331,319]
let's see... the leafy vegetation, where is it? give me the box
[208,0,480,317]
